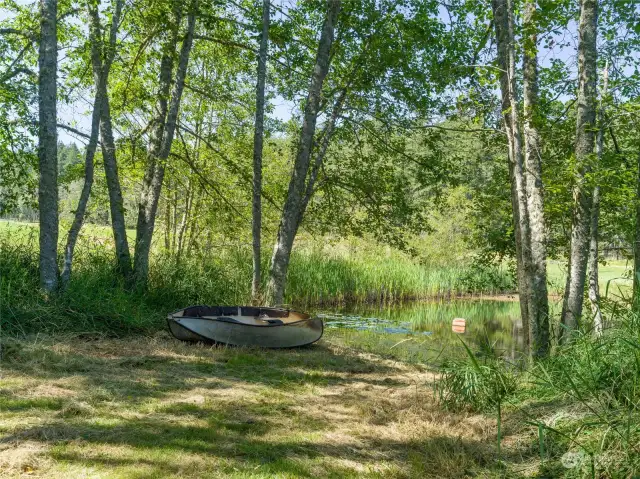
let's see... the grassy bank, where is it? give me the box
[547,260,633,299]
[3,318,637,478]
[2,225,638,477]
[436,305,640,478]
[0,221,513,336]
[0,333,503,478]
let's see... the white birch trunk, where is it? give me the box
[61,0,124,287]
[492,0,533,355]
[561,0,598,340]
[38,0,59,292]
[133,3,196,284]
[523,0,550,357]
[265,0,341,305]
[588,62,607,335]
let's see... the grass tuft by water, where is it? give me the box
[435,306,640,477]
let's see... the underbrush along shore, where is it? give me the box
[0,226,513,336]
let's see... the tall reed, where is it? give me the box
[0,225,513,335]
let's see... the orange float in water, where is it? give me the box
[452,318,466,333]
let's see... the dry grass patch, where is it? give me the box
[0,332,529,478]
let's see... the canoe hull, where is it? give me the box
[168,317,211,342]
[166,306,323,348]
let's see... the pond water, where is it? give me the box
[316,298,528,359]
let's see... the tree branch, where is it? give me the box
[57,123,91,139]
[177,121,280,209]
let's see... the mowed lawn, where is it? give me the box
[0,219,137,244]
[0,332,523,479]
[547,260,633,298]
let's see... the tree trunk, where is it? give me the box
[522,0,550,357]
[492,0,532,355]
[251,0,270,304]
[299,88,347,220]
[92,0,131,277]
[634,146,640,310]
[171,187,178,252]
[61,31,101,287]
[100,95,132,276]
[588,185,602,331]
[133,3,196,285]
[265,0,341,306]
[164,190,171,251]
[561,0,598,340]
[38,0,59,293]
[61,0,123,287]
[177,179,192,259]
[589,62,607,335]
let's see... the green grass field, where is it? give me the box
[546,259,633,299]
[0,331,572,479]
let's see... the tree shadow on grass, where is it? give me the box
[2,415,513,478]
[1,338,401,407]
[0,336,535,477]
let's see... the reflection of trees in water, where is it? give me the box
[344,300,523,356]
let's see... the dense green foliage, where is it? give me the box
[0,222,512,335]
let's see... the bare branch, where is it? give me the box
[57,123,91,139]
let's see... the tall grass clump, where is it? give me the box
[435,306,640,477]
[0,229,255,335]
[285,241,514,305]
[523,308,640,477]
[1,230,162,335]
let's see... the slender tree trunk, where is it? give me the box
[634,146,640,310]
[61,0,123,287]
[100,96,132,276]
[60,41,101,287]
[186,188,201,255]
[522,0,550,357]
[38,0,59,293]
[171,187,178,252]
[588,185,602,329]
[88,0,131,277]
[492,0,532,355]
[164,188,171,251]
[589,62,607,335]
[177,182,191,259]
[561,0,598,340]
[265,0,341,305]
[299,88,347,220]
[133,3,196,284]
[177,177,192,256]
[134,9,180,280]
[251,0,270,304]
[509,153,530,354]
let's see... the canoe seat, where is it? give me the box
[183,305,223,317]
[265,319,284,325]
[183,305,290,319]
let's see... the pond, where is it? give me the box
[317,298,529,361]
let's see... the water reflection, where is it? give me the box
[318,299,525,358]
